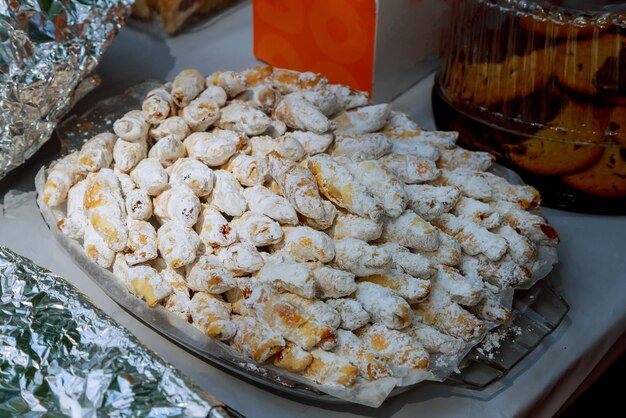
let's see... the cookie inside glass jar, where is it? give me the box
[435,0,626,213]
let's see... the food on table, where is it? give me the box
[42,66,559,391]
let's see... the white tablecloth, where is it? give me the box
[1,3,625,417]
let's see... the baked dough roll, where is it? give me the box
[333,104,391,135]
[463,254,530,289]
[157,220,201,269]
[164,289,192,321]
[236,83,279,113]
[185,254,237,294]
[274,94,331,134]
[77,133,116,173]
[113,110,150,142]
[412,286,484,341]
[438,148,495,172]
[184,129,245,167]
[405,321,465,356]
[240,65,273,87]
[264,119,288,138]
[404,184,461,220]
[232,316,285,362]
[391,138,440,161]
[167,158,215,197]
[383,111,419,131]
[114,170,136,197]
[83,169,128,252]
[295,88,340,116]
[308,154,383,222]
[59,179,88,240]
[358,324,429,371]
[335,329,391,381]
[256,260,316,299]
[113,110,149,143]
[495,224,537,268]
[171,68,205,107]
[301,199,337,231]
[483,172,541,209]
[147,136,186,167]
[491,201,560,246]
[142,86,175,124]
[232,211,283,246]
[330,133,392,161]
[384,129,458,152]
[227,277,273,316]
[281,293,341,332]
[304,349,358,387]
[284,131,334,156]
[208,170,247,217]
[328,211,382,242]
[113,254,172,308]
[153,260,191,321]
[154,185,200,227]
[312,266,356,299]
[242,185,298,226]
[381,210,440,252]
[125,219,158,265]
[216,101,272,136]
[198,85,227,107]
[83,222,115,268]
[270,68,328,94]
[224,153,268,186]
[325,298,370,331]
[181,96,220,132]
[189,292,236,340]
[358,270,430,304]
[271,226,334,263]
[113,138,148,173]
[255,293,334,349]
[434,265,483,306]
[43,152,83,207]
[125,188,153,221]
[129,158,168,196]
[333,238,391,277]
[266,151,334,227]
[466,282,511,324]
[378,242,435,279]
[206,70,248,98]
[328,83,369,111]
[345,159,407,218]
[434,214,507,261]
[195,204,238,247]
[420,232,463,267]
[354,281,412,330]
[379,153,440,184]
[249,134,306,161]
[274,342,313,373]
[216,242,264,276]
[439,169,493,201]
[451,196,501,230]
[149,116,190,142]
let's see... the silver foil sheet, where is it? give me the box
[0,0,132,180]
[0,246,239,417]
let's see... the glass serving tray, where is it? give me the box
[36,82,570,405]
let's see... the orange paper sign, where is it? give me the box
[253,0,377,94]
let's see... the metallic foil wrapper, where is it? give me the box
[0,0,132,180]
[0,246,238,417]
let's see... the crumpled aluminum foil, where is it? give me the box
[0,246,238,418]
[0,0,132,180]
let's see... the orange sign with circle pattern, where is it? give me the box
[253,0,377,94]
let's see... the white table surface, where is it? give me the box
[1,3,626,417]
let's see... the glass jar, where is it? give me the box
[434,0,626,213]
